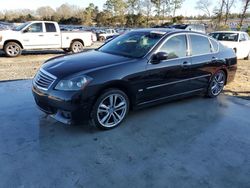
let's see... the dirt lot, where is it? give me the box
[0,43,249,99]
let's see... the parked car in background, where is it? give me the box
[98,29,118,42]
[209,31,250,59]
[32,29,237,130]
[0,22,14,31]
[0,21,93,57]
[169,24,206,33]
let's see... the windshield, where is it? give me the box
[171,25,188,29]
[12,22,30,31]
[98,31,165,58]
[210,33,239,42]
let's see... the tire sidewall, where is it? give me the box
[70,41,84,53]
[4,42,22,57]
[91,89,130,130]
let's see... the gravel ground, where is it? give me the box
[0,42,249,99]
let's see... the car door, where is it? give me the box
[21,22,46,49]
[141,34,196,103]
[44,22,61,48]
[188,34,215,90]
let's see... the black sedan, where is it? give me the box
[32,29,237,130]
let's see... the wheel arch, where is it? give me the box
[4,40,23,49]
[70,39,84,47]
[94,80,135,110]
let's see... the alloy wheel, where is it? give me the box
[6,44,20,56]
[211,71,225,96]
[97,94,127,128]
[72,41,84,53]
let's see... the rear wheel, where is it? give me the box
[207,70,226,98]
[99,36,105,42]
[4,42,22,57]
[70,41,84,53]
[91,89,129,130]
[63,48,70,53]
[245,51,250,60]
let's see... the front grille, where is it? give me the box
[33,69,57,90]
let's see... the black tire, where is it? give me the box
[99,36,105,42]
[70,41,84,53]
[91,89,130,130]
[4,42,22,57]
[206,70,226,98]
[244,52,250,60]
[63,48,70,53]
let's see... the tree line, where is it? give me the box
[0,0,250,28]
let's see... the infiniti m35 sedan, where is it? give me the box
[32,29,237,130]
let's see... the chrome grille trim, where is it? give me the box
[33,69,57,91]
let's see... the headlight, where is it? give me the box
[55,76,92,91]
[0,35,2,42]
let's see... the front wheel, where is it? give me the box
[91,89,130,130]
[4,42,22,57]
[206,70,226,98]
[70,41,84,53]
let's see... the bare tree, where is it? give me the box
[36,6,55,20]
[224,0,236,24]
[55,3,77,19]
[195,0,212,17]
[142,0,152,26]
[170,0,185,17]
[239,0,250,28]
[213,0,226,26]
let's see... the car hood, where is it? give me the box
[0,30,19,35]
[42,50,133,78]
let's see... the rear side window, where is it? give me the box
[159,35,187,59]
[210,39,219,52]
[45,23,56,32]
[190,35,211,56]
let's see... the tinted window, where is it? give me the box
[190,35,211,55]
[99,31,164,58]
[210,33,238,42]
[244,33,250,40]
[239,33,246,41]
[45,23,56,32]
[210,38,219,52]
[160,35,187,59]
[27,23,43,33]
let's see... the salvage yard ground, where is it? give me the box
[0,42,249,100]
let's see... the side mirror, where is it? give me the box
[151,52,168,64]
[23,29,28,33]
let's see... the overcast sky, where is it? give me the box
[0,0,242,16]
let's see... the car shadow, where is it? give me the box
[223,90,250,100]
[0,47,98,57]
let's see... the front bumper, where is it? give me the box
[0,44,3,50]
[32,86,93,124]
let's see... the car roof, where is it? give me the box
[211,31,246,34]
[130,28,207,36]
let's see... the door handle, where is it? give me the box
[54,34,59,36]
[38,35,44,37]
[182,61,192,68]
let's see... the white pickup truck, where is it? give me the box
[0,21,93,57]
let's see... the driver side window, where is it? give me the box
[26,23,43,33]
[159,35,187,60]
